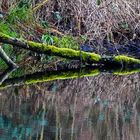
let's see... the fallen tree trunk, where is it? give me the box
[0,32,140,66]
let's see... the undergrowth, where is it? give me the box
[52,35,79,50]
[1,0,140,41]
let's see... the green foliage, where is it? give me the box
[41,34,54,44]
[41,34,80,50]
[2,44,13,56]
[0,21,17,37]
[0,44,14,70]
[41,21,49,28]
[7,1,33,23]
[0,58,8,70]
[0,21,19,69]
[53,35,79,50]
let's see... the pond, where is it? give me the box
[0,67,140,140]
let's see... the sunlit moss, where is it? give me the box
[0,32,13,39]
[114,55,140,64]
[27,41,101,62]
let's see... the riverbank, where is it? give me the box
[0,0,140,70]
[1,0,140,39]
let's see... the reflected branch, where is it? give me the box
[0,66,139,89]
[0,67,100,89]
[0,67,16,85]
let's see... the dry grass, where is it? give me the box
[34,0,140,41]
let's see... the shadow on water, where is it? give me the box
[0,66,140,139]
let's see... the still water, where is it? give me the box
[0,69,140,140]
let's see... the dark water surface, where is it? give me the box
[0,70,140,140]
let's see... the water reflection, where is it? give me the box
[0,68,140,139]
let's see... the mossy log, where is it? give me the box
[0,32,140,66]
[0,67,139,89]
[0,32,101,64]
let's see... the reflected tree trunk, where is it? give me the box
[0,67,15,84]
[0,66,139,89]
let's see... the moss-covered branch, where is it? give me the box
[0,32,101,63]
[0,32,140,65]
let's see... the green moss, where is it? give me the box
[0,22,17,37]
[26,41,101,62]
[81,51,101,62]
[114,55,140,64]
[0,31,14,39]
[113,68,140,75]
